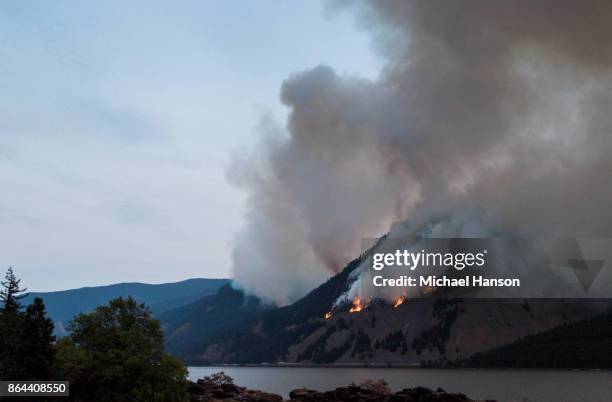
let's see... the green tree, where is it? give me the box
[0,266,28,312]
[55,297,188,402]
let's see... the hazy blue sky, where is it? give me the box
[0,0,380,291]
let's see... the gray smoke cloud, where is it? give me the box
[229,0,612,305]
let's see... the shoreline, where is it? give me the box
[189,375,490,402]
[188,364,611,371]
[188,365,612,401]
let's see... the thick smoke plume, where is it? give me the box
[229,0,612,305]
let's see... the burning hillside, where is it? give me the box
[162,248,612,366]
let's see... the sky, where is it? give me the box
[0,0,381,291]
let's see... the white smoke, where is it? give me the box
[229,0,612,304]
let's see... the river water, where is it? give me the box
[188,366,612,401]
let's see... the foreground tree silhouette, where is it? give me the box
[0,266,28,312]
[21,298,56,378]
[55,296,188,402]
[0,267,55,380]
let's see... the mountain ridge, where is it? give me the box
[24,278,230,335]
[160,259,611,366]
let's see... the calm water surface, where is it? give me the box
[188,366,612,402]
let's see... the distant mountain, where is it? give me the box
[24,278,229,335]
[160,257,372,364]
[159,258,362,363]
[160,284,271,359]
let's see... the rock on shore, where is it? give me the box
[188,377,282,402]
[188,372,495,402]
[288,385,491,402]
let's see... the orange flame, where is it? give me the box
[349,297,364,313]
[393,296,405,308]
[324,311,333,320]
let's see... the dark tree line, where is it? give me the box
[0,267,188,401]
[0,267,55,380]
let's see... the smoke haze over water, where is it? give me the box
[229,0,612,304]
